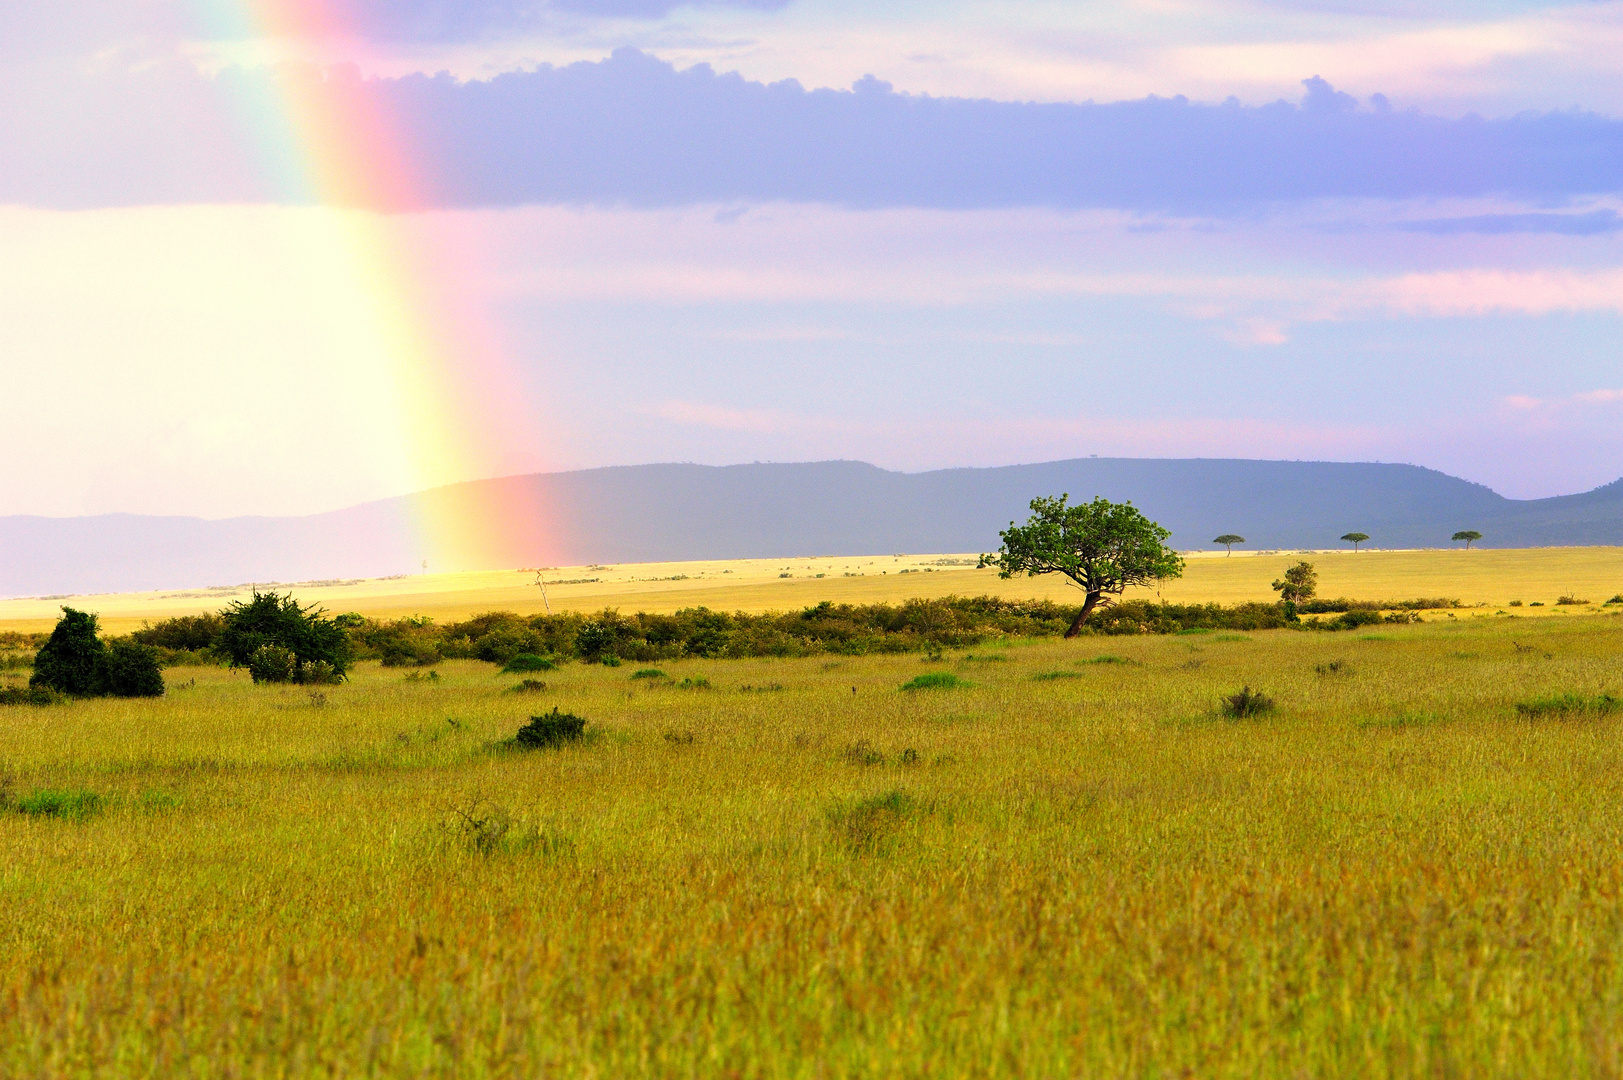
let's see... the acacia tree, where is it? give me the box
[1271,561,1318,619]
[1452,530,1483,549]
[1214,534,1245,556]
[1341,532,1370,552]
[982,495,1184,637]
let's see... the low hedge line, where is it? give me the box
[120,594,1459,668]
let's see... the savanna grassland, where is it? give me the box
[4,608,1623,1077]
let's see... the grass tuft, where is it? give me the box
[14,789,103,821]
[1516,693,1621,719]
[900,672,971,691]
[1222,686,1276,719]
[630,668,666,680]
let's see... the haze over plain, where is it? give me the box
[3,0,1621,527]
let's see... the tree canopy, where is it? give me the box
[1213,534,1245,555]
[218,591,352,683]
[1271,561,1318,611]
[1452,530,1483,549]
[1341,532,1370,552]
[982,495,1184,637]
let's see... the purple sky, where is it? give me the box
[2,1,1621,516]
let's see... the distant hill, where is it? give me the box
[4,458,1622,597]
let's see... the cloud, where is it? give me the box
[1401,209,1622,235]
[6,51,1622,212]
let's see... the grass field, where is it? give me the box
[3,546,1621,634]
[4,608,1623,1076]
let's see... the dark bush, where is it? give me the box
[501,653,556,673]
[131,613,223,652]
[219,591,350,683]
[30,608,106,697]
[101,640,165,697]
[0,686,61,706]
[514,707,588,748]
[1222,686,1276,718]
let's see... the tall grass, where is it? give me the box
[1,614,1622,1076]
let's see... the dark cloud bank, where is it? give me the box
[5,49,1621,213]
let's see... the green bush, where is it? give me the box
[131,613,223,652]
[631,668,666,679]
[30,607,106,696]
[0,685,61,706]
[247,644,298,684]
[219,591,350,682]
[101,640,165,697]
[514,707,588,748]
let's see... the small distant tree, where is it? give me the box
[982,494,1184,637]
[1452,530,1482,549]
[1341,532,1370,552]
[1272,561,1318,619]
[218,591,351,683]
[1213,534,1245,556]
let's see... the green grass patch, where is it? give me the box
[1032,671,1086,681]
[630,668,667,679]
[1516,693,1622,719]
[1076,655,1134,666]
[13,789,103,821]
[1214,634,1251,643]
[900,672,971,691]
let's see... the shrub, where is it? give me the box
[30,608,107,696]
[501,654,557,673]
[100,641,165,697]
[0,686,61,706]
[1516,694,1621,719]
[301,660,342,685]
[14,789,102,821]
[508,679,548,693]
[678,677,711,689]
[1222,686,1275,718]
[1556,595,1590,606]
[1605,595,1622,606]
[218,591,350,682]
[514,707,588,748]
[631,668,667,680]
[131,613,223,652]
[901,672,971,691]
[247,644,298,684]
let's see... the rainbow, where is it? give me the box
[192,0,557,574]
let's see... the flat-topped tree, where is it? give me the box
[982,494,1184,637]
[1341,532,1369,552]
[1453,530,1482,549]
[1214,534,1245,556]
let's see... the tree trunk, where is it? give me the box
[1065,592,1101,638]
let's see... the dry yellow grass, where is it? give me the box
[4,612,1623,1076]
[2,547,1621,635]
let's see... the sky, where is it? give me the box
[2,0,1621,518]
